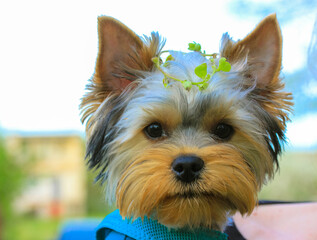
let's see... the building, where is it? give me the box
[6,134,87,217]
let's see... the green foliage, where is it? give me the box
[188,42,201,52]
[193,57,231,90]
[198,82,209,91]
[218,57,231,72]
[165,54,174,62]
[86,171,115,217]
[163,55,174,67]
[259,151,317,201]
[151,57,159,64]
[0,136,24,239]
[4,216,59,240]
[182,80,193,90]
[194,63,208,79]
[0,137,23,218]
[152,43,232,91]
[194,63,211,90]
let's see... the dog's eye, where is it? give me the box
[213,123,233,140]
[144,122,164,139]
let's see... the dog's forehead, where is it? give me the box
[117,50,251,139]
[131,77,245,124]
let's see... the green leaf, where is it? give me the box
[182,80,192,90]
[163,77,169,87]
[188,43,195,51]
[166,55,174,61]
[198,82,209,91]
[195,63,208,79]
[188,42,201,52]
[218,57,231,72]
[151,57,160,64]
[163,55,174,67]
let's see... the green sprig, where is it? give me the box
[152,42,231,91]
[188,42,202,52]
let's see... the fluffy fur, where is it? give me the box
[81,14,292,231]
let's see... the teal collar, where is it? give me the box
[96,210,228,240]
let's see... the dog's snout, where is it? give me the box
[172,156,204,183]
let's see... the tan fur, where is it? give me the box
[141,106,183,134]
[116,145,257,230]
[232,130,274,184]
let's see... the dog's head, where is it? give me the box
[81,14,292,230]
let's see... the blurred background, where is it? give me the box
[0,0,316,239]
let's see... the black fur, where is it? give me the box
[262,111,285,169]
[85,95,127,182]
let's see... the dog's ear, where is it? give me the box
[221,13,292,125]
[221,14,292,166]
[220,14,282,88]
[81,17,162,128]
[95,16,161,93]
[96,17,143,93]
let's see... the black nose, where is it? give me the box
[172,155,204,183]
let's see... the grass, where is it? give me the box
[4,216,60,240]
[259,151,317,201]
[2,208,115,240]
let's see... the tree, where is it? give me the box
[0,136,23,240]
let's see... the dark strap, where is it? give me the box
[99,228,135,240]
[224,221,246,240]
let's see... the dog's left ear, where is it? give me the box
[221,14,292,165]
[220,14,282,88]
[221,13,292,124]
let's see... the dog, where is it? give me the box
[80,14,292,239]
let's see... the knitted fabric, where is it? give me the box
[96,210,228,240]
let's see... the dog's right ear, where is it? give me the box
[81,17,162,128]
[96,17,146,93]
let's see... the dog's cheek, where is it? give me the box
[85,95,128,184]
[199,145,258,213]
[115,144,181,219]
[230,129,275,186]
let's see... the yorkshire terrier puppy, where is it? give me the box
[81,14,292,238]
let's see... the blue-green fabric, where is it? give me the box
[96,210,228,240]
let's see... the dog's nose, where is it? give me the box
[172,155,204,183]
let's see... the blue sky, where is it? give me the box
[0,0,316,149]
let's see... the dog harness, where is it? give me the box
[96,210,228,240]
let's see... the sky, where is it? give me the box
[0,0,316,149]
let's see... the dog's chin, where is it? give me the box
[118,182,257,231]
[152,193,235,230]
